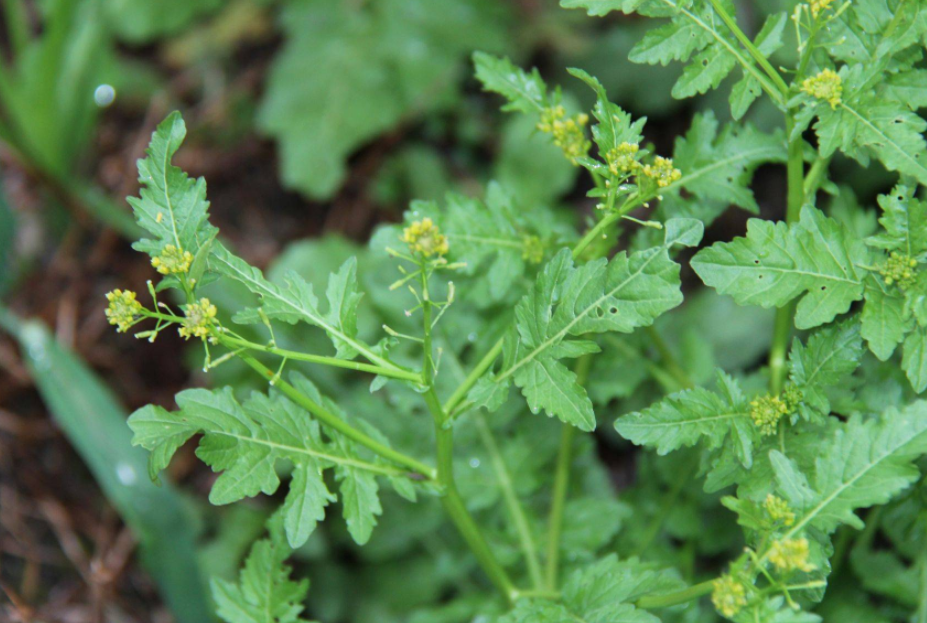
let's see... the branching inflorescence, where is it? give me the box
[110,1,927,621]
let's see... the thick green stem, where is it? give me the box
[636,580,715,609]
[236,353,436,479]
[707,0,788,99]
[219,334,423,383]
[421,273,516,604]
[768,118,805,394]
[425,386,516,604]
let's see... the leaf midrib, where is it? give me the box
[498,245,667,382]
[213,251,394,371]
[781,429,923,541]
[143,414,400,476]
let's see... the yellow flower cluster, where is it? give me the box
[179,298,217,340]
[402,218,449,258]
[151,244,193,275]
[769,538,815,573]
[105,289,144,333]
[605,142,640,177]
[763,494,796,526]
[642,156,682,188]
[712,574,748,618]
[521,235,544,264]
[750,385,801,435]
[749,394,789,435]
[809,0,835,18]
[880,251,918,289]
[537,105,591,165]
[802,69,843,109]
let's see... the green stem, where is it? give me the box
[421,271,516,604]
[571,210,622,259]
[631,452,697,557]
[443,337,504,416]
[545,423,576,590]
[802,155,830,198]
[636,580,715,609]
[218,334,423,383]
[644,326,695,390]
[444,188,654,416]
[512,589,561,601]
[544,354,591,590]
[768,117,805,394]
[426,386,516,603]
[475,413,544,590]
[236,353,436,479]
[706,0,788,102]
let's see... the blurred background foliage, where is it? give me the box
[0,0,904,621]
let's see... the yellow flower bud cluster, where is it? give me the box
[402,218,449,258]
[809,0,835,18]
[521,235,544,265]
[749,394,789,435]
[605,142,641,177]
[642,156,682,188]
[880,251,918,290]
[802,69,843,109]
[151,244,193,275]
[179,298,217,340]
[105,289,144,333]
[537,105,591,165]
[750,384,802,435]
[769,537,815,573]
[712,574,748,618]
[763,494,796,526]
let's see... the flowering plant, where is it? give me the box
[110,1,927,621]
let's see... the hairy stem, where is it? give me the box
[475,412,544,591]
[236,353,436,479]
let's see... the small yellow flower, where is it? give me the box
[809,0,835,18]
[769,538,815,573]
[521,235,544,264]
[750,394,790,436]
[179,298,217,340]
[402,218,449,258]
[763,494,796,526]
[151,244,193,275]
[605,142,641,177]
[781,384,804,413]
[105,289,144,333]
[712,574,748,618]
[802,69,843,109]
[880,251,919,290]
[537,105,591,165]
[642,156,682,188]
